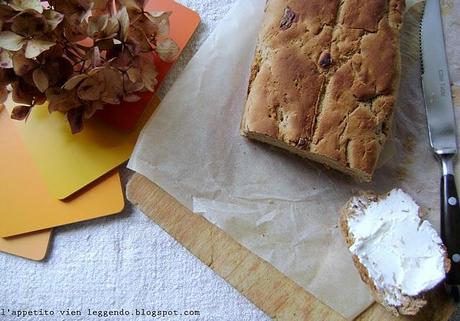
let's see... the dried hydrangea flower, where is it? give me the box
[0,0,180,133]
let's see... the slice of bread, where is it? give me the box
[340,189,450,316]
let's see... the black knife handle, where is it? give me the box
[441,173,460,285]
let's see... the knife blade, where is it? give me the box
[421,0,460,299]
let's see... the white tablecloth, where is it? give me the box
[0,1,269,320]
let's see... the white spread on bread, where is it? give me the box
[347,189,445,306]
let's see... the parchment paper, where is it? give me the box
[128,0,460,318]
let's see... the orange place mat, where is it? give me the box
[0,229,52,261]
[0,109,124,237]
[96,0,201,131]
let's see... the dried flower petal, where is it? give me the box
[54,1,91,19]
[46,87,80,113]
[38,44,64,60]
[83,100,103,118]
[24,39,55,58]
[43,10,64,31]
[90,46,101,66]
[11,105,32,121]
[126,26,151,53]
[42,56,73,86]
[11,80,35,104]
[63,14,87,42]
[102,16,119,38]
[139,55,157,91]
[98,67,123,104]
[155,38,179,62]
[0,31,25,51]
[87,66,104,77]
[123,93,140,102]
[34,91,46,104]
[92,0,111,16]
[0,4,16,21]
[0,68,16,87]
[63,74,88,90]
[11,104,32,120]
[109,47,132,70]
[77,76,101,101]
[9,0,43,13]
[119,0,145,11]
[11,10,48,37]
[0,49,13,68]
[87,14,109,38]
[12,52,36,76]
[117,6,130,42]
[126,67,141,83]
[145,11,171,37]
[32,68,48,92]
[123,76,143,93]
[67,107,84,134]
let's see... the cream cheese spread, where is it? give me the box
[347,189,446,306]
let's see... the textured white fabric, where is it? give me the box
[0,170,269,321]
[0,1,269,320]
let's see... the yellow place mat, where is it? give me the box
[0,229,52,261]
[4,96,159,199]
[0,109,124,237]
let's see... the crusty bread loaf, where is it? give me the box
[241,0,405,181]
[340,190,450,316]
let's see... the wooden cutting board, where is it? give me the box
[127,173,455,321]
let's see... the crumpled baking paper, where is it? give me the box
[128,0,460,318]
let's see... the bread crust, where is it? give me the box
[339,192,450,316]
[241,0,405,181]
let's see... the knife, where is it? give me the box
[420,0,460,300]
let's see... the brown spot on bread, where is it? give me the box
[318,52,332,68]
[279,7,298,30]
[296,137,308,148]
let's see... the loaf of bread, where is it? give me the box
[241,0,405,181]
[340,189,449,315]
